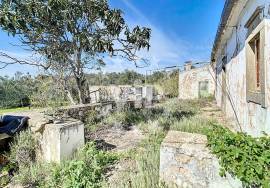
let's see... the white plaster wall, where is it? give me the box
[42,124,60,162]
[60,121,85,161]
[215,0,270,136]
[179,65,215,99]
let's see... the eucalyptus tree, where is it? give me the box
[0,0,151,104]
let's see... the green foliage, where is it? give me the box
[10,142,118,187]
[0,0,151,104]
[85,110,101,129]
[147,70,179,98]
[158,70,179,98]
[158,98,198,119]
[0,174,9,187]
[87,70,145,86]
[0,73,69,109]
[106,98,213,188]
[0,107,29,115]
[86,98,205,132]
[47,142,118,188]
[103,110,144,128]
[0,73,36,108]
[31,76,68,108]
[9,130,37,167]
[207,125,270,187]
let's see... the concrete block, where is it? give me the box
[160,131,242,188]
[41,119,84,163]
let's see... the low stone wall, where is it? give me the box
[160,131,242,188]
[57,102,115,121]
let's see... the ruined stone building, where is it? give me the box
[178,62,215,99]
[212,0,270,136]
[89,85,154,105]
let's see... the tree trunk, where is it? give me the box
[76,76,87,104]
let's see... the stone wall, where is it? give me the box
[160,131,242,188]
[57,102,114,121]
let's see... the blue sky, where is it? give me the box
[0,0,225,76]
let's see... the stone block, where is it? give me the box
[160,131,242,188]
[40,118,84,163]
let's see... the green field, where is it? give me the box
[0,107,30,115]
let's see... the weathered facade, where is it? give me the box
[178,62,215,99]
[212,0,270,136]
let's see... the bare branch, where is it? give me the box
[0,51,51,70]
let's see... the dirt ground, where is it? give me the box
[86,125,145,187]
[86,125,144,152]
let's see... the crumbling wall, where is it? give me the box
[178,65,215,99]
[89,85,154,106]
[214,1,270,136]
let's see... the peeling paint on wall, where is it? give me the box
[213,0,270,136]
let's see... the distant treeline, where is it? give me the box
[0,69,179,109]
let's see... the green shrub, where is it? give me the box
[85,110,103,131]
[158,99,198,119]
[207,125,270,187]
[103,110,144,129]
[9,141,118,187]
[47,142,118,188]
[9,130,37,167]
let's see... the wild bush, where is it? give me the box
[102,110,144,129]
[158,99,198,119]
[207,125,270,187]
[9,130,37,167]
[85,110,103,131]
[12,162,48,187]
[47,142,118,188]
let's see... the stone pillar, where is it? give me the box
[142,86,153,105]
[160,131,242,188]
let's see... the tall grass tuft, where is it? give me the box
[108,130,167,188]
[170,116,214,134]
